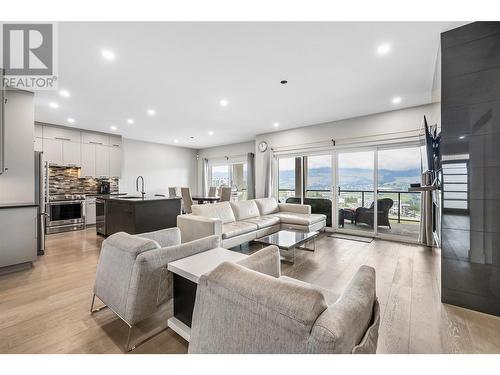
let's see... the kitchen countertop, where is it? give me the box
[103,195,181,202]
[0,202,39,209]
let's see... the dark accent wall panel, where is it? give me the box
[441,22,500,316]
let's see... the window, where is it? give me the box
[278,157,298,203]
[209,162,247,200]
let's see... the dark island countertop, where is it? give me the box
[0,202,38,209]
[102,195,182,203]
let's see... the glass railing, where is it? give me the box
[278,188,421,223]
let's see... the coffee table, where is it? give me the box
[167,248,247,342]
[254,230,319,264]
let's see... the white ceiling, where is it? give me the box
[34,22,464,149]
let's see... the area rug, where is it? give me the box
[328,233,373,243]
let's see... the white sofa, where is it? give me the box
[177,197,326,248]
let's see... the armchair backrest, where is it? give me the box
[377,198,394,213]
[189,261,328,353]
[367,198,394,213]
[308,265,379,353]
[93,233,160,323]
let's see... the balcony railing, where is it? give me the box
[278,188,421,223]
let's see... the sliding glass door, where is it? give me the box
[336,150,375,236]
[377,146,422,240]
[275,143,423,242]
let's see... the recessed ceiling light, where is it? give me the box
[59,90,70,98]
[49,102,59,109]
[147,109,156,116]
[67,118,75,124]
[174,139,179,143]
[377,43,391,55]
[273,122,280,128]
[280,80,288,84]
[219,99,228,107]
[110,125,117,131]
[391,96,402,104]
[459,135,466,140]
[208,131,214,136]
[101,49,116,61]
[126,119,134,124]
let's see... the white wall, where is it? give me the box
[196,141,255,194]
[120,138,198,196]
[254,103,440,197]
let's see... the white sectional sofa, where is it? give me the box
[177,197,326,248]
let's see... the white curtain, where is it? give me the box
[247,153,256,199]
[201,158,209,197]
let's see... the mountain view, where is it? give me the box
[278,167,421,191]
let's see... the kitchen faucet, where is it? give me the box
[136,176,145,197]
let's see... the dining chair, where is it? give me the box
[208,186,217,197]
[181,187,194,214]
[168,187,179,197]
[219,186,232,202]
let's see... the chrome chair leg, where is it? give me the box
[90,293,108,313]
[125,324,134,352]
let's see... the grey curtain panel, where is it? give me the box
[264,149,274,198]
[419,173,433,246]
[201,158,209,197]
[247,153,256,199]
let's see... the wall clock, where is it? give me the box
[258,141,268,152]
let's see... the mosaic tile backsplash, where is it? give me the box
[48,166,119,195]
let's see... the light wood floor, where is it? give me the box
[1,228,500,354]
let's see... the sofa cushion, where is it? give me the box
[192,202,236,224]
[241,214,280,229]
[254,197,279,215]
[230,200,260,221]
[222,221,258,239]
[277,212,326,226]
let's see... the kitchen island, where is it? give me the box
[101,195,182,236]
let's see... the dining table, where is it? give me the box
[191,196,221,204]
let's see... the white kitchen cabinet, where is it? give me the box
[0,207,37,268]
[62,141,81,166]
[85,198,96,225]
[34,123,43,138]
[82,131,109,146]
[43,125,80,143]
[80,143,96,178]
[34,137,43,152]
[95,144,110,178]
[109,135,122,148]
[43,138,63,165]
[109,146,122,178]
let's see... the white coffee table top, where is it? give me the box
[167,247,248,283]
